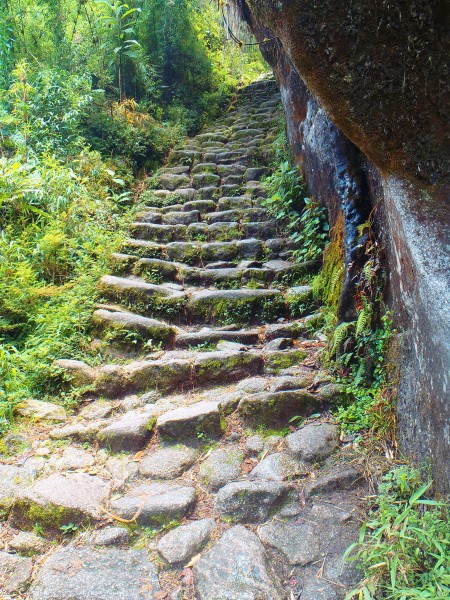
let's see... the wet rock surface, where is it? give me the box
[0,79,368,599]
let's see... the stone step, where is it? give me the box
[92,309,178,348]
[55,345,313,398]
[98,276,313,324]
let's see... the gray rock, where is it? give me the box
[269,375,310,392]
[200,447,244,490]
[286,423,340,463]
[215,390,244,415]
[97,410,155,452]
[263,337,293,351]
[49,446,96,471]
[236,377,268,393]
[29,547,160,599]
[8,531,47,555]
[258,520,320,565]
[156,401,223,439]
[78,400,113,421]
[250,452,305,481]
[305,466,362,497]
[0,550,33,593]
[105,455,139,485]
[158,172,190,190]
[245,434,265,455]
[12,473,111,528]
[53,359,97,387]
[91,526,130,547]
[193,525,286,599]
[300,579,338,600]
[216,341,246,352]
[139,445,197,479]
[238,390,318,425]
[1,432,31,454]
[215,481,290,523]
[0,460,44,514]
[157,518,215,565]
[110,482,196,526]
[16,399,67,422]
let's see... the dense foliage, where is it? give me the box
[0,0,266,431]
[346,466,450,600]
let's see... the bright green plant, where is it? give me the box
[96,0,142,101]
[291,197,329,261]
[262,159,328,263]
[345,466,450,600]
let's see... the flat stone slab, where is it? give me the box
[157,518,215,565]
[156,401,223,439]
[91,527,130,547]
[305,466,362,497]
[110,482,196,525]
[11,473,111,529]
[200,446,244,490]
[97,409,155,452]
[193,525,286,599]
[29,547,160,599]
[215,481,291,523]
[48,446,96,471]
[238,390,318,425]
[0,460,44,514]
[250,452,305,481]
[16,399,67,422]
[8,531,47,555]
[0,550,33,593]
[139,445,198,479]
[286,422,340,463]
[258,520,320,565]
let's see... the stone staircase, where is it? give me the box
[0,79,367,600]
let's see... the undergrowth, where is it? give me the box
[262,131,329,265]
[345,466,450,600]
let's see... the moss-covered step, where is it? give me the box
[58,349,265,397]
[156,401,225,439]
[10,473,111,531]
[174,327,260,348]
[92,309,178,348]
[97,276,186,320]
[238,390,320,426]
[187,288,286,325]
[130,222,187,243]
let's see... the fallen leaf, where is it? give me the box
[155,592,168,600]
[184,553,201,568]
[241,459,255,474]
[131,451,145,462]
[182,567,194,587]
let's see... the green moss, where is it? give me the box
[264,350,308,374]
[15,500,88,532]
[312,213,345,310]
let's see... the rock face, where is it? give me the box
[236,0,450,492]
[193,525,286,599]
[29,547,160,599]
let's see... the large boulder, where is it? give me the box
[29,547,160,600]
[193,525,286,599]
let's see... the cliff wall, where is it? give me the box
[236,0,450,489]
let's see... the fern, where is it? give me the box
[362,258,376,287]
[331,321,355,356]
[356,304,371,336]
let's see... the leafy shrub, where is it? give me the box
[346,466,450,600]
[263,159,329,262]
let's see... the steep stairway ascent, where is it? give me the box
[0,79,367,600]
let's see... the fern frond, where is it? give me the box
[331,321,354,355]
[356,305,371,336]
